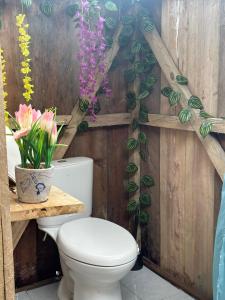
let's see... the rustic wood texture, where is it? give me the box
[158,1,220,299]
[10,186,84,222]
[0,53,15,299]
[143,9,225,181]
[12,221,29,250]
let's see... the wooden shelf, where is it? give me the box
[10,186,84,222]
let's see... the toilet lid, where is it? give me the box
[57,217,138,267]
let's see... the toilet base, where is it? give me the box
[73,280,122,300]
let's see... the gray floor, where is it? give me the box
[16,266,195,300]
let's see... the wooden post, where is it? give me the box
[142,18,225,181]
[0,54,15,299]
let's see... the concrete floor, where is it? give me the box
[16,266,195,300]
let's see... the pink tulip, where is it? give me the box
[39,111,55,134]
[50,122,57,145]
[14,104,41,140]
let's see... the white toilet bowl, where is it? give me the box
[56,217,138,300]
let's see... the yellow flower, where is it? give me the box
[0,48,8,121]
[16,13,34,102]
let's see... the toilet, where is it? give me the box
[37,157,139,300]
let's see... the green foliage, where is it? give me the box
[168,90,181,106]
[127,200,138,214]
[124,68,136,83]
[79,98,89,113]
[126,162,138,175]
[66,4,79,17]
[105,1,118,11]
[137,90,149,101]
[127,138,139,150]
[176,75,188,85]
[131,41,142,54]
[200,110,213,119]
[78,121,89,133]
[188,96,204,110]
[141,75,157,91]
[132,119,139,131]
[139,210,149,225]
[139,104,149,123]
[105,16,117,30]
[161,87,173,98]
[141,175,154,188]
[127,181,139,193]
[122,15,136,25]
[141,16,154,32]
[200,121,213,138]
[138,131,147,144]
[178,108,192,124]
[21,0,32,8]
[126,92,137,111]
[40,0,53,17]
[140,193,151,207]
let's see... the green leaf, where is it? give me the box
[168,90,181,106]
[134,61,145,74]
[161,87,173,98]
[105,1,118,11]
[21,0,32,8]
[127,138,139,150]
[178,108,192,124]
[140,193,151,207]
[118,34,130,47]
[40,0,53,17]
[176,75,188,85]
[139,149,148,161]
[79,98,89,113]
[126,92,136,111]
[132,118,139,131]
[139,210,149,225]
[143,75,157,90]
[127,200,138,214]
[138,132,147,144]
[124,68,136,83]
[188,96,204,110]
[126,162,138,174]
[139,104,149,123]
[200,110,214,119]
[137,90,149,101]
[122,15,135,25]
[105,16,117,30]
[94,101,101,114]
[200,121,213,138]
[131,41,142,54]
[127,181,139,193]
[121,25,134,37]
[141,16,154,32]
[141,175,154,188]
[66,4,79,17]
[105,35,114,48]
[78,121,89,133]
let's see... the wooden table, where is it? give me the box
[10,186,84,249]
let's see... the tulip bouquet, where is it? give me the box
[9,104,62,169]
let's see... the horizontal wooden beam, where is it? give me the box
[142,114,225,134]
[85,113,131,127]
[143,26,225,180]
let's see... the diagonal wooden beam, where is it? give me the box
[142,27,225,180]
[53,25,123,160]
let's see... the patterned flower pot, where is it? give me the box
[15,165,54,203]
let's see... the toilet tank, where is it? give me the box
[37,157,93,228]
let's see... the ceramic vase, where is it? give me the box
[15,165,54,203]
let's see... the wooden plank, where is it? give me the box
[143,114,225,134]
[12,221,29,250]
[85,113,131,128]
[0,51,14,299]
[53,25,123,160]
[10,186,84,222]
[158,1,220,299]
[142,9,225,181]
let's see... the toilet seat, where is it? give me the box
[57,217,138,267]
